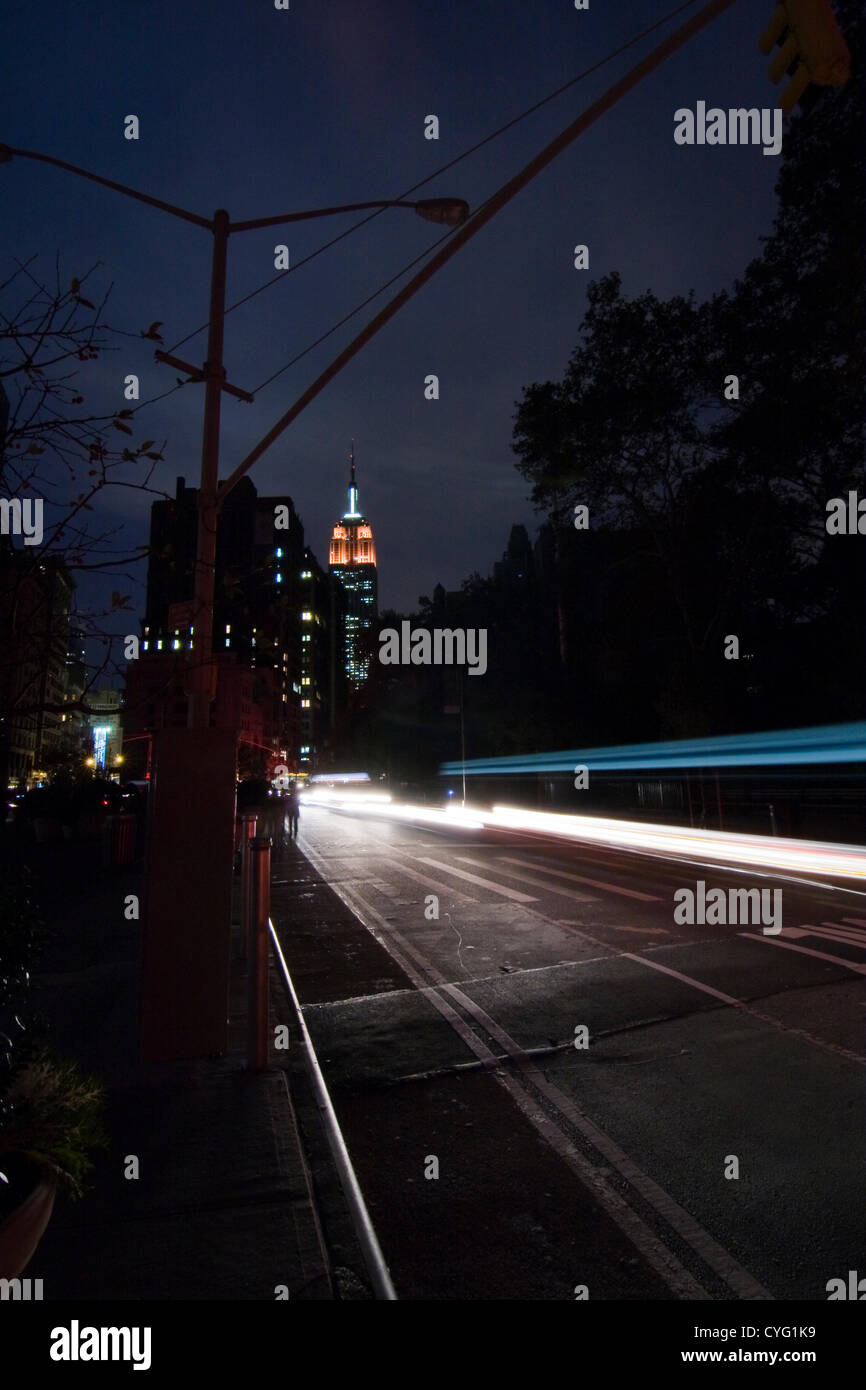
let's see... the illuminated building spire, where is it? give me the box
[329,441,377,687]
[346,441,360,518]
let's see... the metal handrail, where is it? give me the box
[268,919,398,1302]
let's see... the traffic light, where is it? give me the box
[759,0,851,112]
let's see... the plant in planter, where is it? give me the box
[0,1052,107,1277]
[0,859,106,1276]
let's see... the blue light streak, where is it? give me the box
[441,722,866,776]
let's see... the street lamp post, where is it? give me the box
[189,208,229,730]
[1,142,468,1058]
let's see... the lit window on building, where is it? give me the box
[301,699,310,708]
[302,611,312,621]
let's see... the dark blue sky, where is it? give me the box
[3,0,780,623]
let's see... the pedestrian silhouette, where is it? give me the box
[286,784,300,840]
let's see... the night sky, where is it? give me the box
[4,0,779,630]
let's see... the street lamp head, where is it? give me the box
[413,197,470,227]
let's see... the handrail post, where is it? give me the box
[240,810,258,959]
[247,835,271,1071]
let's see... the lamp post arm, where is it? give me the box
[0,143,212,229]
[230,200,419,233]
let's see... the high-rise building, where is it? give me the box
[128,475,316,774]
[328,448,378,687]
[298,546,343,771]
[0,548,77,786]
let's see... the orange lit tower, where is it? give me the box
[328,445,378,687]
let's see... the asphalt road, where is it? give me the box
[270,803,865,1302]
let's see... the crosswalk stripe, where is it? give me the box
[498,855,661,902]
[841,917,866,927]
[372,854,479,904]
[740,932,866,975]
[417,857,537,903]
[793,925,865,947]
[818,921,866,945]
[455,855,596,902]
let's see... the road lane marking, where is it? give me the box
[738,932,866,976]
[596,923,672,935]
[297,838,776,1301]
[499,855,662,902]
[416,857,537,903]
[456,855,596,901]
[621,950,864,1067]
[364,854,479,904]
[443,981,772,1301]
[841,917,866,926]
[301,869,710,1297]
[780,924,865,947]
[819,921,866,944]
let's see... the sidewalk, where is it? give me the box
[17,838,333,1301]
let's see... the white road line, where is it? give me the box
[841,917,866,926]
[368,854,479,904]
[443,981,772,1300]
[738,933,866,976]
[783,924,865,947]
[299,848,711,1299]
[367,877,408,902]
[499,855,662,902]
[297,837,779,1301]
[822,917,861,939]
[819,921,866,944]
[576,922,672,936]
[619,952,864,1067]
[417,856,537,903]
[456,855,596,902]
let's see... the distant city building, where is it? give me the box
[298,546,342,771]
[0,548,78,786]
[328,448,378,687]
[127,474,333,776]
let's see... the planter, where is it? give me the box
[0,1154,57,1278]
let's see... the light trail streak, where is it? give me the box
[300,791,866,882]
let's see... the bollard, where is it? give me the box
[113,812,137,865]
[239,811,258,960]
[247,835,271,1071]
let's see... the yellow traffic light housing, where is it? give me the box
[760,0,851,112]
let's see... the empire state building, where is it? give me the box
[328,448,378,687]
